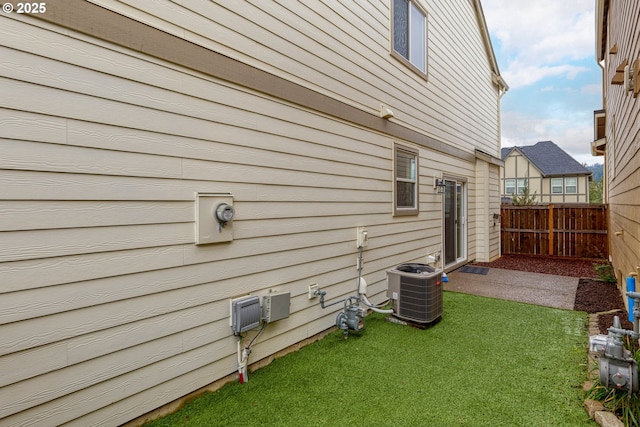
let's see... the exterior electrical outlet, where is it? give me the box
[356,226,368,248]
[308,283,319,299]
[262,292,291,323]
[231,295,261,334]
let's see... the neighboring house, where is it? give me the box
[593,0,640,293]
[500,141,592,203]
[0,1,506,425]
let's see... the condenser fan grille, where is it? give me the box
[398,275,442,323]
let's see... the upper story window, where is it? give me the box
[564,177,577,194]
[392,0,427,75]
[505,179,515,195]
[516,178,527,195]
[505,178,530,195]
[394,144,419,215]
[551,178,563,194]
[551,177,578,194]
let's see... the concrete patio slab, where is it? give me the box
[443,267,579,310]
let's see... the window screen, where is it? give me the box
[392,0,427,74]
[394,145,418,215]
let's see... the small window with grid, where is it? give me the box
[394,144,419,215]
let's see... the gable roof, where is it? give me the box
[501,146,514,160]
[501,141,592,177]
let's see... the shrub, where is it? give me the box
[594,263,617,283]
[512,182,537,206]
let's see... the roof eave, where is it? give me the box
[596,0,608,62]
[591,138,606,156]
[473,0,509,92]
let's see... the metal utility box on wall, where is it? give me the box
[262,291,291,323]
[387,263,443,324]
[231,295,261,334]
[196,193,234,244]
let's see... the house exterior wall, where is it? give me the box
[475,157,502,262]
[597,0,640,296]
[501,152,543,198]
[0,1,503,425]
[541,176,591,204]
[83,0,500,156]
[500,152,590,203]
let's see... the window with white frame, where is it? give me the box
[394,144,418,215]
[505,179,515,195]
[516,178,527,195]
[392,0,427,75]
[565,177,577,194]
[551,178,563,194]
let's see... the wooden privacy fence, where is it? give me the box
[501,204,608,258]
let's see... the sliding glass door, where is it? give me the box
[444,179,466,266]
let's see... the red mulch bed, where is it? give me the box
[473,254,599,277]
[473,255,633,333]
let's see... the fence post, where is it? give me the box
[548,204,553,256]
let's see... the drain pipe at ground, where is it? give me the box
[237,339,249,384]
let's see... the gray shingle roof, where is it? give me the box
[501,141,592,176]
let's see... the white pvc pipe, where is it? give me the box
[237,339,248,384]
[356,245,393,313]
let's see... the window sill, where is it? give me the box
[390,51,428,81]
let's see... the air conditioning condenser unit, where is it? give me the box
[386,263,443,324]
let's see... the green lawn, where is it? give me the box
[147,292,595,426]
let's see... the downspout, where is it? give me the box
[595,0,607,203]
[596,60,607,204]
[492,73,508,258]
[492,73,509,136]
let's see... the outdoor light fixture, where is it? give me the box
[434,178,446,194]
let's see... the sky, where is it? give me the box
[481,0,603,165]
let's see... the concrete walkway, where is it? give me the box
[443,267,579,310]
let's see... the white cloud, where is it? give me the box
[581,83,602,95]
[483,0,595,88]
[482,0,602,164]
[504,62,590,89]
[500,111,598,164]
